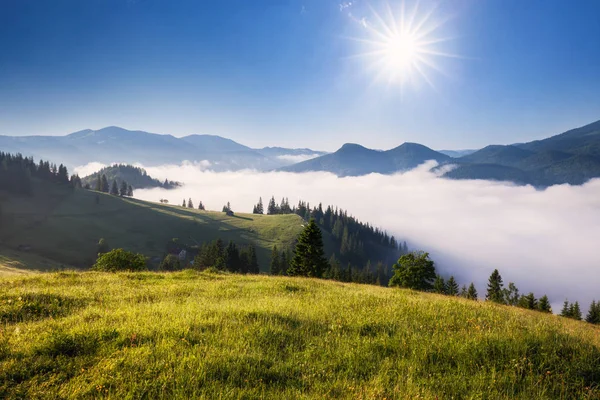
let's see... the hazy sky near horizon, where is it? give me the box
[1,0,600,151]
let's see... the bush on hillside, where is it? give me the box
[93,249,147,272]
[159,254,181,271]
[389,251,436,291]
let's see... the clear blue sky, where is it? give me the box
[1,0,599,151]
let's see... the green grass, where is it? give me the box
[0,181,307,270]
[1,271,599,399]
[0,246,75,277]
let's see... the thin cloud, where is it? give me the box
[131,161,600,313]
[339,2,354,11]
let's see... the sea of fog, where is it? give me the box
[76,161,600,312]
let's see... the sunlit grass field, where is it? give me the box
[0,182,308,269]
[1,270,599,399]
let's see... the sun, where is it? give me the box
[348,1,460,90]
[384,32,418,71]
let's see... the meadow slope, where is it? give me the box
[1,271,599,399]
[0,182,309,270]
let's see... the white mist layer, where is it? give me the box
[276,153,322,163]
[128,161,600,312]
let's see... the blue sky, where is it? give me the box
[1,0,599,151]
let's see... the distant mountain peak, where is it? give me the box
[338,143,370,152]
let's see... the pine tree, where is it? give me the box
[518,293,537,310]
[225,241,240,273]
[560,300,570,317]
[288,218,328,278]
[101,174,109,193]
[254,197,264,214]
[120,180,128,196]
[572,302,582,320]
[267,196,278,215]
[95,175,102,191]
[466,283,478,300]
[270,245,280,275]
[460,284,468,298]
[127,185,133,197]
[327,254,341,280]
[586,300,600,324]
[537,295,552,313]
[433,275,446,294]
[110,179,119,195]
[279,250,289,275]
[239,248,250,274]
[187,198,194,208]
[247,245,259,274]
[485,269,505,304]
[182,199,186,207]
[446,276,459,296]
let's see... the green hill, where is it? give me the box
[0,180,306,270]
[0,270,598,398]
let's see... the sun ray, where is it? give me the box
[347,0,460,91]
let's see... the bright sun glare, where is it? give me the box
[350,1,460,89]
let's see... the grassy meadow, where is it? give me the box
[0,182,309,270]
[1,270,599,399]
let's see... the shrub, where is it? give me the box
[93,249,147,272]
[159,254,181,271]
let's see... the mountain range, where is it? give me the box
[0,126,327,172]
[1,119,600,186]
[282,119,600,186]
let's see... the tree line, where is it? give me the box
[0,152,81,196]
[93,174,134,197]
[254,196,407,282]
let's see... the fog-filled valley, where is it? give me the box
[72,160,600,312]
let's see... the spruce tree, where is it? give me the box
[537,295,552,313]
[247,245,259,274]
[518,293,537,310]
[182,199,186,207]
[239,249,250,274]
[560,300,570,317]
[225,241,240,273]
[485,269,505,304]
[572,302,582,320]
[188,198,194,208]
[288,218,328,278]
[120,180,128,196]
[110,179,119,195]
[95,175,102,191]
[101,174,109,193]
[279,249,289,275]
[467,283,478,300]
[433,275,446,294]
[446,276,459,296]
[328,255,341,281]
[254,197,264,214]
[267,196,278,215]
[127,185,133,197]
[460,284,468,298]
[586,300,600,324]
[270,245,280,275]
[198,201,205,210]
